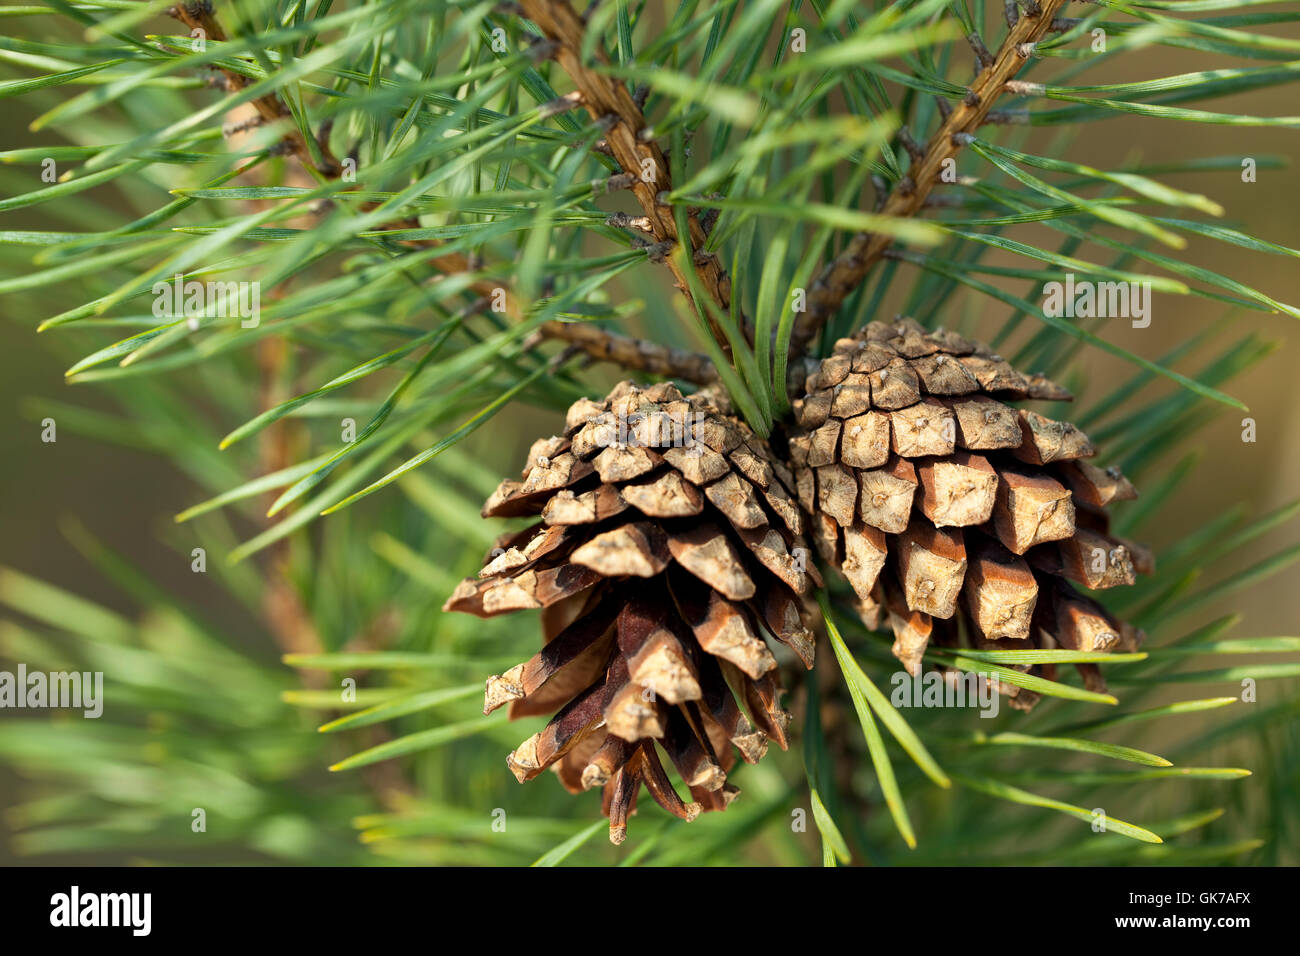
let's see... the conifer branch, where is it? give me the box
[539,322,718,383]
[168,1,341,176]
[378,240,717,382]
[167,3,712,385]
[372,240,719,383]
[516,0,740,353]
[786,0,1070,357]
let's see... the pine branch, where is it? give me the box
[168,1,341,176]
[517,0,740,353]
[540,321,718,383]
[384,240,718,383]
[169,3,712,385]
[787,0,1070,357]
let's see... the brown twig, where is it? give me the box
[254,309,415,810]
[517,0,739,354]
[169,1,341,176]
[371,232,718,382]
[786,0,1069,357]
[540,321,717,383]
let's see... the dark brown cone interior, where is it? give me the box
[445,381,820,842]
[788,319,1146,707]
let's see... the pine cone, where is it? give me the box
[788,319,1149,710]
[444,381,820,843]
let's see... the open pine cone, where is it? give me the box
[444,380,820,842]
[788,319,1149,710]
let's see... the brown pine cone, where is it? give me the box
[444,380,820,843]
[787,319,1149,710]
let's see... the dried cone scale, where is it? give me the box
[789,319,1148,710]
[444,381,820,843]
